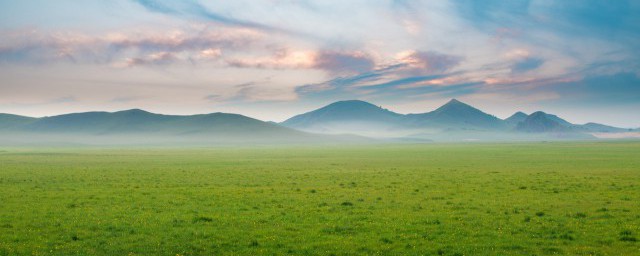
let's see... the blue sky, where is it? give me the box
[0,0,639,127]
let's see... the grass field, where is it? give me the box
[1,142,639,255]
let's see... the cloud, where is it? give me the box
[312,50,375,75]
[119,52,177,67]
[294,50,469,101]
[511,57,544,73]
[226,49,316,70]
[553,72,640,104]
[0,27,374,74]
[453,0,640,44]
[106,28,259,56]
[110,96,139,103]
[0,27,260,67]
[51,96,77,104]
[453,0,532,28]
[225,49,376,75]
[362,75,448,91]
[132,0,181,15]
[132,0,298,36]
[203,94,222,102]
[396,50,464,75]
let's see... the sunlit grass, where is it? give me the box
[0,142,639,255]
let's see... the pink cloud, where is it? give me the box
[395,50,463,75]
[226,49,376,75]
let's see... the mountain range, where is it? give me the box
[281,99,636,140]
[0,109,361,145]
[1,99,638,145]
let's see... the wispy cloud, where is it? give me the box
[51,96,77,104]
[295,50,468,101]
[396,50,464,76]
[224,49,376,75]
[0,26,260,67]
[511,57,544,73]
[132,0,301,36]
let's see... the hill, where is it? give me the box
[281,100,406,136]
[1,99,634,143]
[0,110,363,145]
[504,112,528,128]
[0,113,36,129]
[282,99,631,141]
[407,99,505,130]
[577,122,630,133]
[516,111,570,133]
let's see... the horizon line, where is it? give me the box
[2,99,638,129]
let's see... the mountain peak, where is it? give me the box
[505,111,529,127]
[312,100,395,114]
[442,98,466,107]
[506,111,528,120]
[447,98,462,104]
[326,100,379,109]
[410,99,504,130]
[281,99,403,131]
[115,109,152,114]
[434,98,477,113]
[516,111,567,133]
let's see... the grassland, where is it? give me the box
[0,142,639,255]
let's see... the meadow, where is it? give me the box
[0,142,639,255]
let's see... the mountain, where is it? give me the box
[407,99,505,130]
[0,114,36,129]
[504,112,528,128]
[0,110,364,145]
[23,109,167,134]
[22,109,291,135]
[282,99,632,141]
[281,100,406,136]
[577,122,630,133]
[539,112,573,127]
[516,111,570,133]
[1,100,634,144]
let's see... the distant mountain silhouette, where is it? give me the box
[284,99,506,134]
[1,99,635,144]
[504,112,528,128]
[577,122,630,133]
[0,114,36,129]
[282,99,635,141]
[0,109,365,145]
[536,112,573,127]
[407,99,505,130]
[281,100,406,135]
[516,111,570,133]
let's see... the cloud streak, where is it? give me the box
[511,57,544,73]
[0,26,261,67]
[132,0,303,37]
[295,50,468,101]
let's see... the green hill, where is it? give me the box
[0,110,364,145]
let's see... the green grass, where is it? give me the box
[0,142,639,255]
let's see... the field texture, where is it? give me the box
[1,142,639,255]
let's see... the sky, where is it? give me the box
[1,0,639,127]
